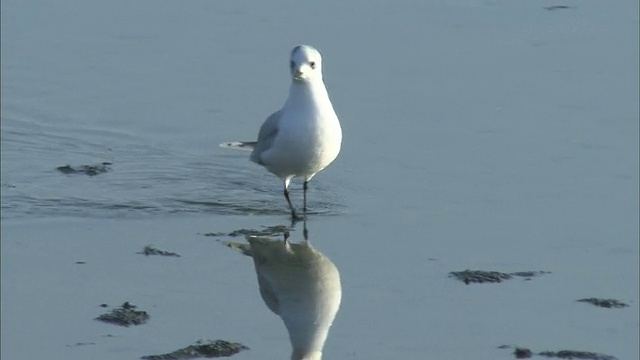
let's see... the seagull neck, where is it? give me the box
[285,80,331,110]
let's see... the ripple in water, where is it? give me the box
[1,119,344,220]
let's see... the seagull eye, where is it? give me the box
[309,61,316,69]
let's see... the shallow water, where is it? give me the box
[2,0,638,359]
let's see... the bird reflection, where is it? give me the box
[225,222,341,360]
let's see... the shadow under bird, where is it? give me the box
[225,235,342,360]
[220,45,343,220]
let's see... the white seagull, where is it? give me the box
[225,235,342,360]
[220,45,343,219]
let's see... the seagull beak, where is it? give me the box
[291,64,311,81]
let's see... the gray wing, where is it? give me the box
[250,110,282,165]
[257,272,280,315]
[256,109,282,142]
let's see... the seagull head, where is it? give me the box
[289,45,323,83]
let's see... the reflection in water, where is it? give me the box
[225,227,341,360]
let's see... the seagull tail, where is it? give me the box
[223,240,253,257]
[219,141,256,151]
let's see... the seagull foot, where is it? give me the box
[290,212,305,222]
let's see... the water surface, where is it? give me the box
[2,0,638,359]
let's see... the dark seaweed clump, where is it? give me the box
[449,269,550,284]
[137,245,181,257]
[538,350,617,360]
[95,302,149,327]
[141,339,249,359]
[450,270,512,284]
[499,345,617,360]
[576,298,629,309]
[544,5,574,11]
[514,347,533,359]
[203,225,290,238]
[66,342,96,347]
[56,162,112,176]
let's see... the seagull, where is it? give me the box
[220,45,343,219]
[225,234,342,360]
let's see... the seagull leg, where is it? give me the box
[303,180,309,219]
[284,187,298,219]
[303,216,309,240]
[283,178,300,220]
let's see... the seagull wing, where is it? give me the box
[257,110,281,143]
[250,110,282,164]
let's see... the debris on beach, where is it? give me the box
[66,342,96,347]
[537,350,617,360]
[499,345,617,360]
[576,298,629,309]
[137,245,181,257]
[95,302,149,327]
[499,345,529,357]
[449,269,550,284]
[141,339,249,359]
[513,347,533,359]
[451,270,513,284]
[538,350,618,360]
[56,162,112,176]
[544,5,575,11]
[202,225,290,238]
